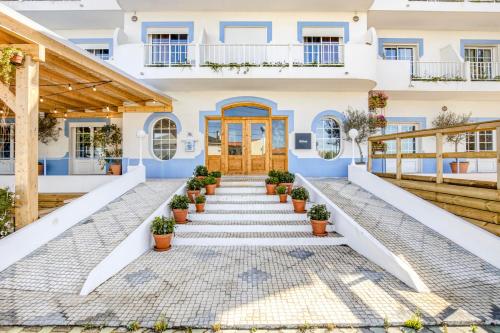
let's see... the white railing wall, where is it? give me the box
[412,61,467,80]
[0,165,146,272]
[470,62,500,81]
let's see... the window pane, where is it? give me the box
[227,123,242,156]
[251,123,266,156]
[316,117,341,160]
[152,118,177,160]
[207,120,222,156]
[272,120,286,155]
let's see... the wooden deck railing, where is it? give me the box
[367,120,500,189]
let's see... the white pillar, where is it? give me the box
[349,129,359,166]
[136,129,146,166]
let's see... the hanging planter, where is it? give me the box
[368,91,388,111]
[10,51,24,66]
[0,47,24,84]
[372,141,387,153]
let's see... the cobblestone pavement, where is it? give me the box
[0,179,184,294]
[0,177,499,329]
[310,178,500,326]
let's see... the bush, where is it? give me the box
[307,204,331,221]
[194,165,209,177]
[209,171,222,178]
[153,315,168,333]
[265,177,280,185]
[127,321,141,332]
[403,311,423,331]
[278,171,295,184]
[168,194,190,210]
[203,175,217,186]
[0,187,14,238]
[186,177,204,191]
[268,169,283,178]
[276,185,288,195]
[195,195,206,204]
[150,216,175,235]
[291,187,309,201]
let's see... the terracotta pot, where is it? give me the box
[215,177,221,187]
[311,219,328,237]
[187,190,200,203]
[153,233,173,252]
[266,183,277,195]
[450,161,469,174]
[10,54,23,65]
[172,208,188,224]
[280,183,293,195]
[292,199,306,213]
[279,194,287,203]
[196,176,206,181]
[38,164,44,175]
[205,184,216,195]
[109,163,121,175]
[195,203,205,213]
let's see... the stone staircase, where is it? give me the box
[173,176,347,246]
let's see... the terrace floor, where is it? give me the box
[0,178,498,329]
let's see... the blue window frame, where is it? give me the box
[149,33,189,65]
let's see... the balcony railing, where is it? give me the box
[405,61,500,82]
[144,43,345,68]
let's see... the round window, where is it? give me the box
[151,118,177,160]
[316,117,341,160]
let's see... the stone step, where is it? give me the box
[218,181,265,187]
[221,176,267,181]
[188,212,308,222]
[189,203,310,213]
[205,194,280,203]
[186,219,310,225]
[176,224,335,233]
[172,231,346,246]
[213,187,267,194]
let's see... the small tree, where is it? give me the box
[343,108,377,163]
[92,124,123,168]
[432,110,471,163]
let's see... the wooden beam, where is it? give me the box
[0,83,16,111]
[48,111,122,119]
[367,140,372,173]
[0,43,45,62]
[497,126,500,190]
[118,105,173,113]
[396,138,402,180]
[15,55,39,228]
[436,133,443,184]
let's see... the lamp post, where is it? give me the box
[136,129,146,166]
[348,128,359,166]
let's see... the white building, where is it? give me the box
[1,0,499,178]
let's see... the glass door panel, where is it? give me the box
[225,121,245,174]
[248,121,268,174]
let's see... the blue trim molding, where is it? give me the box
[385,116,427,129]
[141,21,195,43]
[219,21,272,43]
[143,112,183,134]
[124,151,204,178]
[199,96,294,133]
[69,38,114,57]
[297,22,350,43]
[310,110,346,132]
[64,118,109,137]
[460,39,500,58]
[378,38,424,58]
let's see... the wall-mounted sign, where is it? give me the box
[182,133,197,152]
[295,133,311,149]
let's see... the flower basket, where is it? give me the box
[372,141,387,153]
[368,91,388,111]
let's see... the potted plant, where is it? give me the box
[432,110,471,174]
[209,171,222,187]
[276,185,288,203]
[150,216,176,251]
[343,107,378,164]
[291,187,309,213]
[278,171,295,195]
[307,204,331,237]
[93,124,123,175]
[370,114,387,129]
[194,165,209,180]
[265,177,279,195]
[268,169,283,178]
[37,161,44,175]
[186,177,203,203]
[372,141,387,153]
[204,175,217,195]
[0,47,23,85]
[39,116,61,145]
[368,91,388,112]
[195,194,206,213]
[168,194,190,224]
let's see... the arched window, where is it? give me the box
[316,117,341,160]
[152,118,177,160]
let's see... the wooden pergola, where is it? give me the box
[0,5,173,227]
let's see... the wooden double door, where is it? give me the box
[206,116,288,175]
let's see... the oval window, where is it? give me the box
[316,117,341,160]
[152,118,177,160]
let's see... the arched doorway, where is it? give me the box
[205,102,288,175]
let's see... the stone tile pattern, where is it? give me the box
[310,178,500,325]
[0,179,183,294]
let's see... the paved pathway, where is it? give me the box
[0,177,498,329]
[0,179,184,294]
[310,178,500,326]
